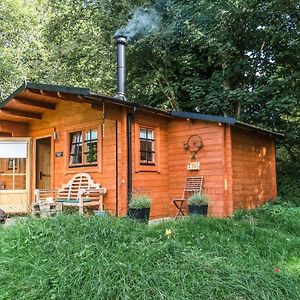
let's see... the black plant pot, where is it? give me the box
[188,204,208,216]
[128,208,150,223]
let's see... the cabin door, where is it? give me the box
[36,137,51,189]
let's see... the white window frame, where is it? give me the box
[0,139,30,191]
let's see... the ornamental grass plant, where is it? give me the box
[128,193,152,209]
[188,193,210,206]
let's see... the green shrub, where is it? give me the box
[128,193,151,209]
[277,177,300,206]
[188,193,210,206]
[276,148,300,206]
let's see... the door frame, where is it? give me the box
[33,134,55,192]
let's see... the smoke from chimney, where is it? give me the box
[114,4,163,100]
[115,7,161,41]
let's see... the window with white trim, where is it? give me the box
[140,128,155,164]
[0,141,28,190]
[69,128,98,167]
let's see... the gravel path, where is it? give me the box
[2,217,28,227]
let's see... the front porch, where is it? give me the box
[0,83,125,216]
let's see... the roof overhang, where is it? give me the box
[171,111,236,125]
[87,93,171,118]
[170,111,283,138]
[0,82,171,123]
[0,82,90,123]
[234,121,284,138]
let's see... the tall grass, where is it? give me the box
[0,201,299,299]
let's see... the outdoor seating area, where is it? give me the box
[32,173,106,216]
[173,176,204,219]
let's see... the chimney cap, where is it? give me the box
[115,34,127,45]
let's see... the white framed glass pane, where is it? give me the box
[147,152,154,162]
[70,132,83,165]
[84,141,97,163]
[0,174,13,190]
[140,128,147,139]
[147,129,154,140]
[147,141,154,151]
[84,129,97,141]
[0,140,28,191]
[0,142,27,158]
[140,151,147,161]
[76,133,82,143]
[91,129,97,140]
[140,141,147,151]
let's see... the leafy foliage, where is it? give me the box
[276,147,300,206]
[42,0,152,95]
[0,0,49,98]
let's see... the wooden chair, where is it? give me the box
[33,173,106,215]
[173,176,203,219]
[32,189,59,217]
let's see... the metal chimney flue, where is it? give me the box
[115,35,127,100]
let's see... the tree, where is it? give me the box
[43,0,151,95]
[126,0,300,159]
[0,0,49,98]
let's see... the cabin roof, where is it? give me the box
[170,111,284,137]
[170,111,236,125]
[0,82,283,137]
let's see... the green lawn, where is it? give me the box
[0,200,299,300]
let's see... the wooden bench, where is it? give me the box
[33,173,107,215]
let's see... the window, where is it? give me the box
[0,141,28,190]
[0,158,27,190]
[140,128,155,164]
[69,128,98,167]
[135,124,160,173]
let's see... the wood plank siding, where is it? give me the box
[132,112,170,219]
[231,127,277,210]
[0,120,28,137]
[168,119,227,217]
[29,100,128,216]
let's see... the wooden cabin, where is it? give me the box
[0,82,280,218]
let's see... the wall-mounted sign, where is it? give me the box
[55,152,63,157]
[187,161,200,171]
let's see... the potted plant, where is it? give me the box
[128,193,152,223]
[188,193,209,216]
